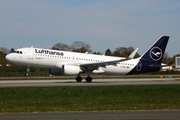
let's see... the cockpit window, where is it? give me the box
[14,51,22,54]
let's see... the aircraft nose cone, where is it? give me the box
[5,54,10,61]
[5,54,13,62]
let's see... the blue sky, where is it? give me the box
[0,0,180,57]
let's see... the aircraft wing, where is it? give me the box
[80,58,129,67]
[79,48,139,71]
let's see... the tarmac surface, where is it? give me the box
[0,78,179,87]
[0,110,180,120]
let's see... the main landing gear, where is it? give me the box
[76,75,82,82]
[86,76,92,82]
[76,75,92,82]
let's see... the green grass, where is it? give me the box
[0,85,180,112]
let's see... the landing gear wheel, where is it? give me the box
[86,77,92,82]
[76,76,82,82]
[25,73,29,76]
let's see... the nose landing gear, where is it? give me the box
[25,68,30,76]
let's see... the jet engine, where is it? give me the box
[62,65,81,75]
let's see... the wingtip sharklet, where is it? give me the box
[128,47,139,59]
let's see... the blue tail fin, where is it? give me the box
[140,36,169,64]
[127,36,169,75]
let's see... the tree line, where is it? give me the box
[51,41,178,65]
[52,41,140,57]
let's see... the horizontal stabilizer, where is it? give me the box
[150,64,175,68]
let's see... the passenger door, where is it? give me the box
[28,48,34,60]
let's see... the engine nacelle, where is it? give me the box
[62,65,81,75]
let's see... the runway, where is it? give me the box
[1,110,180,120]
[0,78,180,87]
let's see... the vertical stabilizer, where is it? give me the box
[140,36,169,64]
[127,36,169,75]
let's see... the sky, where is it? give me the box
[0,0,180,57]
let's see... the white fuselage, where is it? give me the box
[6,47,139,75]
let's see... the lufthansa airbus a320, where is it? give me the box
[6,36,169,82]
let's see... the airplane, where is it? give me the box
[6,36,169,82]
